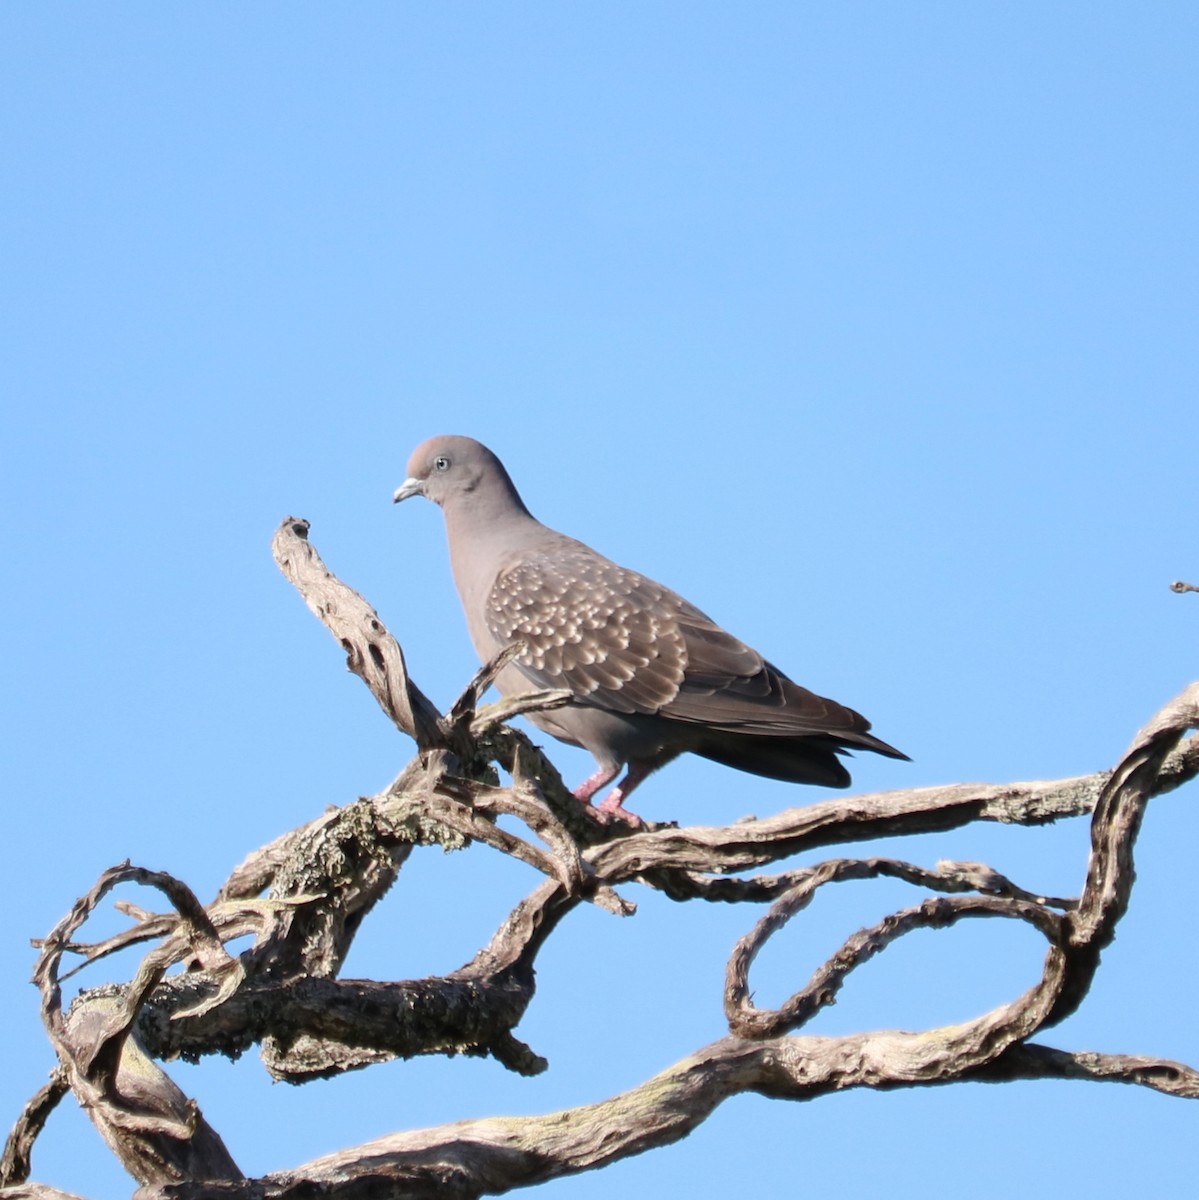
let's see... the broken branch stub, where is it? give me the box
[271,516,444,752]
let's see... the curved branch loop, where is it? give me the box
[725,858,1066,1038]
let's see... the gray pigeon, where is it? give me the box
[394,435,907,825]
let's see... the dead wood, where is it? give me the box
[3,520,1195,1199]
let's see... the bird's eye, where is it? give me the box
[433,456,450,472]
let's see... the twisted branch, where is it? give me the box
[3,521,1194,1200]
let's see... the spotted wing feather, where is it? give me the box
[486,545,686,713]
[486,542,884,747]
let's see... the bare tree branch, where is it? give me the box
[0,1072,68,1189]
[272,516,445,752]
[6,519,1196,1199]
[725,860,1066,1037]
[976,1042,1199,1096]
[138,1021,1199,1200]
[29,867,243,1189]
[1047,684,1199,1027]
[0,1185,91,1200]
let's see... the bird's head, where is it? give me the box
[393,434,526,514]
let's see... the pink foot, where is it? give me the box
[570,761,657,829]
[593,787,647,829]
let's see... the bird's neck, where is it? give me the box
[444,493,549,615]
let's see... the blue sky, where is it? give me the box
[3,5,1197,1197]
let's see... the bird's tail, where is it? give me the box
[694,728,907,789]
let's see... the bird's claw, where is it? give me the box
[588,793,647,831]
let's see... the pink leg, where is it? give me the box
[572,763,648,828]
[572,765,621,805]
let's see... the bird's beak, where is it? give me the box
[392,477,424,503]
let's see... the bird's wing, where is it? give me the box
[664,608,875,738]
[486,543,878,743]
[485,544,687,714]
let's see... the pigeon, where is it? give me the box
[394,435,907,825]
